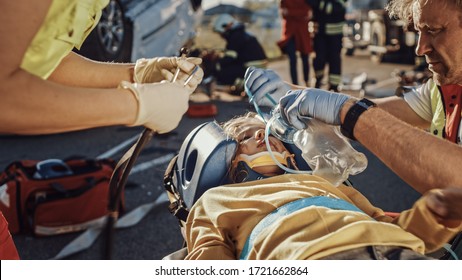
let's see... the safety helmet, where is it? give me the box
[213,13,237,33]
[173,121,238,209]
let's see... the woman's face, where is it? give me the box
[234,126,290,177]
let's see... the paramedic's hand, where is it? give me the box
[244,67,291,107]
[134,56,202,84]
[119,81,191,133]
[426,188,462,224]
[279,88,350,130]
[161,64,204,93]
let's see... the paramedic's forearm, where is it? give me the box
[340,100,462,194]
[0,70,136,134]
[371,96,430,129]
[48,52,135,87]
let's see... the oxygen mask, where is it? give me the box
[245,85,368,186]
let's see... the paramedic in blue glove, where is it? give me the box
[184,112,462,260]
[0,0,204,135]
[243,0,462,197]
[0,0,203,259]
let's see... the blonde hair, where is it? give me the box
[386,0,462,28]
[221,112,265,141]
[220,112,265,182]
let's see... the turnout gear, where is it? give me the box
[307,0,347,91]
[213,14,237,34]
[278,0,313,85]
[212,14,267,86]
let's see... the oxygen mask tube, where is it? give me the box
[245,85,311,175]
[264,118,311,175]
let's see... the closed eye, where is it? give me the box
[428,29,442,35]
[239,136,251,144]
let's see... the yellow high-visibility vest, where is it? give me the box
[20,0,109,79]
[429,79,462,144]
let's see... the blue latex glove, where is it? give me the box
[279,88,350,130]
[244,67,291,107]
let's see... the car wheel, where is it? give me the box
[78,0,132,62]
[370,21,386,63]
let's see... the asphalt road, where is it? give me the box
[1,52,421,260]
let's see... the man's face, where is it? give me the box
[234,126,290,177]
[413,0,462,85]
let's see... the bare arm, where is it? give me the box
[1,73,135,135]
[0,0,136,134]
[372,96,430,129]
[340,99,462,194]
[48,52,135,88]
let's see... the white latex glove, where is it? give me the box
[160,64,204,94]
[279,88,350,130]
[244,66,291,107]
[134,56,202,84]
[120,80,192,133]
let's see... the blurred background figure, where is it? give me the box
[308,0,348,91]
[205,13,267,95]
[277,0,313,86]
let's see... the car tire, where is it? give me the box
[370,21,386,63]
[77,0,132,62]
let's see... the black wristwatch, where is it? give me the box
[340,98,377,141]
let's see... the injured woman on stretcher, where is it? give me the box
[170,112,462,260]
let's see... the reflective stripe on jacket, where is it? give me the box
[308,0,347,35]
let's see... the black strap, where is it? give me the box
[47,177,99,199]
[103,128,155,259]
[163,155,190,225]
[340,98,377,141]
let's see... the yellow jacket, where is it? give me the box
[185,174,461,260]
[20,0,109,79]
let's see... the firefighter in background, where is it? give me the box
[211,14,267,91]
[277,0,313,86]
[307,0,348,91]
